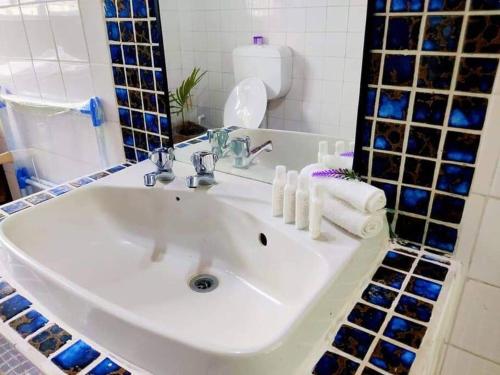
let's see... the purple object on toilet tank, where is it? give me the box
[253,35,264,45]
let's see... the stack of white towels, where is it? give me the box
[300,167,387,239]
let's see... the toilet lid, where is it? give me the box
[223,78,267,129]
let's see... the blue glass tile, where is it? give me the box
[152,45,162,67]
[383,55,415,86]
[399,187,430,216]
[406,276,442,300]
[359,150,369,176]
[449,96,488,130]
[88,358,131,375]
[348,303,387,332]
[383,317,427,349]
[155,70,164,90]
[437,164,474,196]
[138,45,152,67]
[414,260,448,281]
[29,325,72,357]
[425,223,457,252]
[382,251,415,272]
[418,56,455,90]
[412,93,448,125]
[70,177,93,188]
[456,57,499,94]
[0,295,31,321]
[109,45,122,64]
[148,0,156,17]
[140,69,154,90]
[362,121,373,147]
[333,325,375,360]
[142,92,157,112]
[387,16,421,50]
[428,0,466,10]
[132,0,148,18]
[395,215,426,243]
[369,0,387,12]
[374,122,405,152]
[124,146,137,162]
[134,131,147,150]
[52,340,100,373]
[464,16,500,54]
[107,165,126,173]
[378,90,409,120]
[369,17,386,50]
[116,0,131,17]
[121,127,134,147]
[471,0,500,9]
[118,108,131,127]
[0,281,15,299]
[369,340,416,374]
[112,67,126,86]
[366,88,377,117]
[431,194,465,224]
[442,131,480,164]
[313,351,359,375]
[407,126,441,158]
[106,22,120,41]
[123,45,137,66]
[391,0,424,11]
[1,201,29,215]
[145,113,159,133]
[115,88,129,107]
[9,310,48,338]
[103,0,117,18]
[373,266,406,289]
[25,193,52,205]
[131,110,144,130]
[371,182,397,209]
[396,295,433,322]
[49,185,72,196]
[176,143,189,149]
[160,116,170,136]
[423,16,463,52]
[150,20,161,43]
[361,284,398,308]
[147,134,161,151]
[88,171,110,180]
[371,152,401,181]
[135,20,150,43]
[137,150,149,161]
[119,21,134,42]
[362,368,384,375]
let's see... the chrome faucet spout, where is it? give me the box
[144,148,175,187]
[248,140,273,163]
[230,136,273,168]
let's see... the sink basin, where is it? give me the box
[0,162,386,374]
[175,128,353,183]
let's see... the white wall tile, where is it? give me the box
[9,60,40,97]
[33,60,65,100]
[60,61,94,101]
[21,3,57,61]
[79,0,110,65]
[326,6,348,32]
[450,280,500,364]
[47,0,88,62]
[0,6,31,59]
[440,345,500,375]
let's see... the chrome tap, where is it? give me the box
[207,128,230,158]
[144,147,175,187]
[186,151,218,188]
[229,136,273,168]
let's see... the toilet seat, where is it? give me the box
[223,78,267,129]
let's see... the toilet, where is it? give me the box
[223,45,293,129]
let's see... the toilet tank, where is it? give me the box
[233,45,292,100]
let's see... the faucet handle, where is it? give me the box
[191,151,218,175]
[230,136,251,158]
[149,147,175,171]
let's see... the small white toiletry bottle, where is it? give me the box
[309,183,324,240]
[272,165,287,217]
[318,141,329,163]
[295,174,310,230]
[283,170,298,224]
[335,140,346,155]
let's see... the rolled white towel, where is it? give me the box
[323,197,384,239]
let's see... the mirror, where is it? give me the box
[158,1,368,182]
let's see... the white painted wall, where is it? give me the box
[0,0,124,198]
[160,0,367,140]
[439,59,500,374]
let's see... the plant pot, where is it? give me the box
[173,121,207,143]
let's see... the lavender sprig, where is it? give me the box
[340,151,354,158]
[312,168,361,181]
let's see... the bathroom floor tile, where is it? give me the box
[372,266,406,289]
[9,310,48,338]
[413,260,448,281]
[361,284,398,309]
[29,325,72,357]
[440,345,500,375]
[347,303,387,332]
[52,340,100,374]
[395,294,433,322]
[313,351,359,375]
[383,316,427,349]
[405,276,442,301]
[369,340,416,375]
[450,280,500,363]
[87,358,131,375]
[0,295,31,321]
[332,325,375,360]
[382,251,415,272]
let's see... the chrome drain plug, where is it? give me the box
[189,274,219,293]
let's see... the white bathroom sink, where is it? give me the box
[0,162,386,374]
[175,128,353,183]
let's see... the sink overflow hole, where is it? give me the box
[259,233,268,246]
[189,274,219,293]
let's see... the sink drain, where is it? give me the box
[189,274,219,293]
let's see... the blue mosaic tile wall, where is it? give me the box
[103,0,173,163]
[355,0,500,255]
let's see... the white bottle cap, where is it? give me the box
[298,174,309,191]
[275,165,286,180]
[286,170,298,186]
[318,141,329,155]
[335,140,346,155]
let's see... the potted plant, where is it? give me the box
[169,67,207,143]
